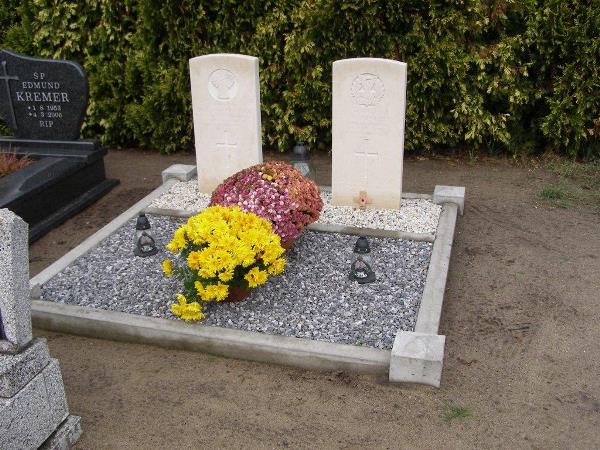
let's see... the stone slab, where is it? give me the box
[0,49,88,140]
[0,209,32,352]
[433,185,465,215]
[0,337,51,398]
[189,53,262,193]
[0,359,69,450]
[332,58,407,209]
[161,164,197,183]
[39,415,82,450]
[389,331,445,387]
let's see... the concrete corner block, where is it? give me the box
[161,164,197,183]
[433,185,465,215]
[389,331,445,387]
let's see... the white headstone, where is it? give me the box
[331,58,407,209]
[0,209,32,353]
[189,53,263,193]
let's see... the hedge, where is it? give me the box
[2,0,599,158]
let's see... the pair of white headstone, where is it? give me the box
[190,54,406,209]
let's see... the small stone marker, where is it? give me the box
[0,209,31,353]
[331,58,407,209]
[0,49,88,140]
[189,53,263,193]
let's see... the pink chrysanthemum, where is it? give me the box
[210,162,323,241]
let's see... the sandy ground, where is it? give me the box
[29,149,600,449]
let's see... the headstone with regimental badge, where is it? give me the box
[189,53,262,193]
[331,58,407,209]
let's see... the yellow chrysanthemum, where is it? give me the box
[244,267,268,288]
[166,227,187,253]
[187,251,203,270]
[162,259,173,277]
[267,258,286,275]
[170,293,204,321]
[218,269,234,282]
[204,283,229,301]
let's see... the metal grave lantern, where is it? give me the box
[291,141,316,181]
[134,212,158,257]
[349,236,376,284]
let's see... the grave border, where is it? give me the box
[30,164,463,386]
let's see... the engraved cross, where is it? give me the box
[216,129,238,174]
[354,137,378,189]
[0,60,19,131]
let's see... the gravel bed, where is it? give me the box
[149,179,441,234]
[41,215,432,350]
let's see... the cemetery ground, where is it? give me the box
[29,149,599,449]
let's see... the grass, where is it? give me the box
[539,185,566,200]
[442,403,472,424]
[0,151,33,177]
[543,156,600,207]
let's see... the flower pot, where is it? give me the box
[221,286,251,303]
[281,238,295,251]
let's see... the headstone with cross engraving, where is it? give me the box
[189,54,262,193]
[331,58,407,209]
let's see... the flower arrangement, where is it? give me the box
[210,161,323,242]
[163,205,286,321]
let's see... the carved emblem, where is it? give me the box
[208,69,237,101]
[351,73,384,107]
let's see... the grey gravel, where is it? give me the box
[149,179,442,234]
[41,215,432,350]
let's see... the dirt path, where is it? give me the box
[30,149,600,449]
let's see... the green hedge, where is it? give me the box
[2,0,599,158]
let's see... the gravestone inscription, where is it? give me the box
[331,58,407,209]
[0,49,88,140]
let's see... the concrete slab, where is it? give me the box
[415,203,458,335]
[433,185,465,215]
[32,300,390,375]
[161,164,197,183]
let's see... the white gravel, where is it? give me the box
[149,179,442,234]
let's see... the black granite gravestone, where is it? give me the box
[0,49,118,241]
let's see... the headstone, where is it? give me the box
[189,53,262,193]
[0,49,88,140]
[0,208,81,449]
[0,209,31,353]
[0,49,118,242]
[331,58,407,209]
